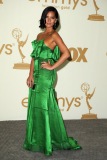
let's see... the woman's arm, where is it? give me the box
[41,32,71,70]
[51,32,71,69]
[26,58,34,87]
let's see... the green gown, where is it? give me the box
[23,39,82,156]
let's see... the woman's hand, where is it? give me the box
[26,76,34,88]
[41,61,53,70]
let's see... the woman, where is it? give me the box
[23,6,82,156]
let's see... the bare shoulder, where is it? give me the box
[52,31,61,39]
[36,32,43,40]
[52,31,63,44]
[51,31,69,54]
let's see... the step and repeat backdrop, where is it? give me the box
[0,0,107,120]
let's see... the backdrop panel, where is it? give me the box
[0,0,107,120]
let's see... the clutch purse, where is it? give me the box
[31,83,36,90]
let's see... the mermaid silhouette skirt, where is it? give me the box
[23,40,82,156]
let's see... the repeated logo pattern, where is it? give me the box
[88,0,104,21]
[29,0,105,21]
[12,28,30,69]
[81,83,97,119]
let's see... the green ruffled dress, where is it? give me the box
[23,39,82,156]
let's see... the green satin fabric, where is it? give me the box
[23,39,82,156]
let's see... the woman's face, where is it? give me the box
[45,11,57,29]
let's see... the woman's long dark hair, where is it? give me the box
[39,6,60,30]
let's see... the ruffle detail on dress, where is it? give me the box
[30,39,60,62]
[68,137,82,150]
[30,40,43,58]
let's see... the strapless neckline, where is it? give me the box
[35,39,54,51]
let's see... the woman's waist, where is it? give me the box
[33,57,56,72]
[34,57,56,62]
[34,57,56,67]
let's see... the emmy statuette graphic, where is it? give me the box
[88,0,104,21]
[12,28,30,69]
[81,82,97,119]
[0,0,3,4]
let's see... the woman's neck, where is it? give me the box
[44,28,54,34]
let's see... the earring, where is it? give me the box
[54,23,56,29]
